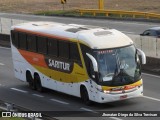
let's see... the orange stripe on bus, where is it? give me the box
[19,49,48,68]
[14,28,70,41]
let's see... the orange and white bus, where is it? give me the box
[11,22,146,104]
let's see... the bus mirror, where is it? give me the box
[86,53,98,72]
[137,48,146,64]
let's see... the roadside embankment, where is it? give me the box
[0,34,159,75]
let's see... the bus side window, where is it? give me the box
[80,44,95,80]
[19,32,27,50]
[37,36,47,54]
[48,38,58,57]
[59,40,69,59]
[70,42,81,64]
[27,35,37,52]
[11,30,18,47]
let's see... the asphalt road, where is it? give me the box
[0,13,160,35]
[0,46,160,120]
[0,14,160,120]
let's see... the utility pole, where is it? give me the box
[99,0,104,10]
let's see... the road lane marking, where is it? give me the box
[121,31,135,34]
[0,63,5,65]
[143,95,160,102]
[0,84,5,87]
[142,73,160,79]
[80,107,98,113]
[110,117,123,120]
[32,94,44,98]
[11,88,28,93]
[50,98,69,105]
[0,46,11,50]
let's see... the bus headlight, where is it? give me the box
[97,88,110,94]
[97,87,110,94]
[103,90,110,94]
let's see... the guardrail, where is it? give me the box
[78,9,160,20]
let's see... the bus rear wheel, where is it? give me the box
[81,86,92,105]
[26,72,36,90]
[34,74,43,92]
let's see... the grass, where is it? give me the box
[35,10,157,20]
[35,10,80,16]
[0,118,24,120]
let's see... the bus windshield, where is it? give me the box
[94,45,141,86]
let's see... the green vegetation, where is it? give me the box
[0,118,24,120]
[34,10,149,19]
[35,10,80,16]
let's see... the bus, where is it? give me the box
[10,22,146,104]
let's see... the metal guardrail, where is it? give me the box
[78,9,160,20]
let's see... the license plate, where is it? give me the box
[120,95,127,99]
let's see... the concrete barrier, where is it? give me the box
[128,34,160,58]
[0,34,10,47]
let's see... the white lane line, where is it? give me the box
[110,117,123,120]
[0,63,5,66]
[80,107,98,113]
[50,98,69,105]
[11,88,28,93]
[0,84,5,87]
[121,31,135,34]
[142,73,160,79]
[143,95,160,102]
[32,94,44,98]
[0,46,11,50]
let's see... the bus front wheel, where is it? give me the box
[80,86,92,105]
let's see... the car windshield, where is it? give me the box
[94,45,141,86]
[156,30,160,35]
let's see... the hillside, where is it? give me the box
[0,0,160,14]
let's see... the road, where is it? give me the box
[0,13,160,35]
[0,46,160,120]
[0,14,160,119]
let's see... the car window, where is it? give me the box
[149,30,157,36]
[143,30,156,36]
[143,30,151,36]
[156,30,160,36]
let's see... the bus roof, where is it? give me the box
[12,21,133,49]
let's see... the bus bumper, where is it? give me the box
[95,85,143,103]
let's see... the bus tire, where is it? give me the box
[26,72,36,90]
[34,74,43,92]
[80,86,92,105]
